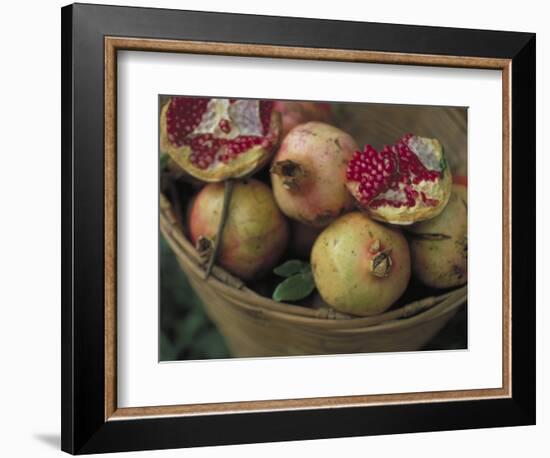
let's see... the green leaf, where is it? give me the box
[273,259,311,277]
[439,147,447,172]
[272,272,316,302]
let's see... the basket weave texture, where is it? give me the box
[160,197,466,357]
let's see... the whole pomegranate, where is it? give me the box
[408,184,467,288]
[273,101,332,138]
[188,179,289,280]
[160,97,281,182]
[346,134,452,225]
[311,212,411,316]
[270,122,357,228]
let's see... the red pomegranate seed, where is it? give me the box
[165,97,275,170]
[259,100,274,135]
[346,145,397,205]
[218,118,231,133]
[346,134,444,210]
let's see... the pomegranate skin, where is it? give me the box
[347,135,452,225]
[273,101,332,138]
[188,179,289,281]
[311,212,411,316]
[270,122,357,228]
[408,184,467,288]
[160,97,281,183]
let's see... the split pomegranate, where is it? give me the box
[270,122,357,228]
[346,134,452,225]
[160,97,281,182]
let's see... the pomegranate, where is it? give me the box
[160,97,281,182]
[408,184,467,288]
[311,212,411,316]
[273,101,332,138]
[188,179,289,281]
[270,122,357,228]
[346,134,452,225]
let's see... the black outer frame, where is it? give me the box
[61,3,535,454]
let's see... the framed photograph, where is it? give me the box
[61,3,536,454]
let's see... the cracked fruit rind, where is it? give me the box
[408,184,467,288]
[270,122,357,228]
[160,97,281,182]
[346,134,452,225]
[187,179,289,281]
[311,212,411,316]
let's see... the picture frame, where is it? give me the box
[61,3,535,454]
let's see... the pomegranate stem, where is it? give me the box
[270,160,305,190]
[204,179,235,279]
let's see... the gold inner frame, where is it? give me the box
[104,36,512,421]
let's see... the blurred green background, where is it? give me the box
[159,235,230,360]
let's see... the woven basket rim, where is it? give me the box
[160,194,467,330]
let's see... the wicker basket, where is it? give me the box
[160,103,467,357]
[160,195,466,357]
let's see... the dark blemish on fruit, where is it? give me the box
[409,233,451,241]
[301,129,317,137]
